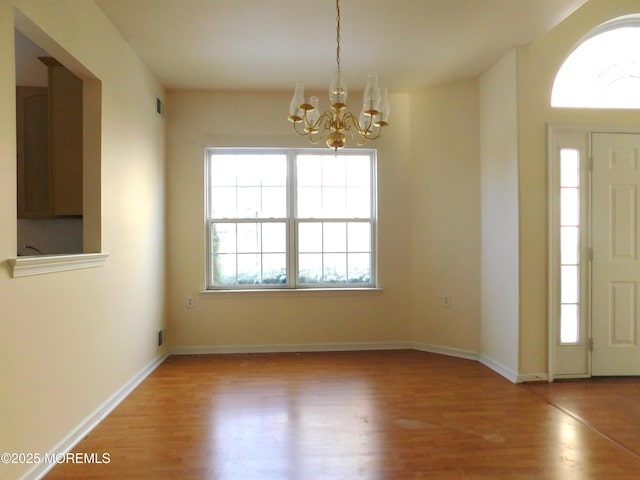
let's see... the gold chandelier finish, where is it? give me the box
[288,0,390,151]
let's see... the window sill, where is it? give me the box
[200,287,383,297]
[8,253,109,278]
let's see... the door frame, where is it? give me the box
[547,124,640,382]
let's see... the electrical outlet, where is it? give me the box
[442,295,451,308]
[157,329,164,347]
[186,296,195,309]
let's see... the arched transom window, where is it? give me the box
[552,15,640,108]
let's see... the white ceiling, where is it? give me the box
[94,0,588,92]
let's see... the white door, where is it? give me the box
[592,133,640,375]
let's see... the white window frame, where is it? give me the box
[205,147,378,290]
[548,126,591,380]
[551,15,640,109]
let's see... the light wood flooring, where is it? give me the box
[45,350,640,479]
[524,376,640,460]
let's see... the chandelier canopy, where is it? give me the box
[287,0,390,151]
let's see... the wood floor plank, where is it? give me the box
[44,351,640,479]
[524,377,640,460]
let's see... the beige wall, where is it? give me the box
[479,50,520,376]
[0,1,166,478]
[515,0,640,374]
[166,84,483,355]
[166,90,414,350]
[409,80,482,354]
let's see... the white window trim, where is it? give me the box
[199,287,383,297]
[205,147,378,291]
[548,126,591,381]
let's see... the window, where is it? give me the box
[559,148,581,344]
[206,148,377,289]
[552,15,640,108]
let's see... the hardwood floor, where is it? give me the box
[524,376,640,460]
[45,351,640,479]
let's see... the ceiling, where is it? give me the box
[94,0,588,92]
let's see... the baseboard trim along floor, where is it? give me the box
[23,353,168,480]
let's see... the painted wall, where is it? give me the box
[408,80,481,355]
[479,50,520,378]
[515,0,640,374]
[166,90,414,351]
[0,1,166,478]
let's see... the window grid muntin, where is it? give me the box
[208,153,288,220]
[209,219,290,288]
[206,148,377,289]
[559,148,581,344]
[552,19,640,108]
[295,153,373,219]
[296,218,374,286]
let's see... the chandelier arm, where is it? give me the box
[307,109,333,133]
[359,118,384,140]
[291,111,336,144]
[321,111,335,132]
[293,122,322,145]
[360,115,375,136]
[362,128,383,141]
[341,113,368,147]
[292,120,311,137]
[305,133,324,145]
[309,112,335,144]
[340,111,354,131]
[343,111,371,136]
[349,128,369,147]
[342,112,385,144]
[342,111,371,136]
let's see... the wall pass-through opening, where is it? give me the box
[14,11,102,258]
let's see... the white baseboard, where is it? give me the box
[23,352,169,480]
[517,372,549,383]
[479,354,519,383]
[479,356,549,384]
[171,342,535,384]
[411,342,480,361]
[171,341,412,355]
[411,343,537,384]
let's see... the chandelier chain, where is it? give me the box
[336,0,341,71]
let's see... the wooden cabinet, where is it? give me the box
[16,57,83,218]
[16,86,50,217]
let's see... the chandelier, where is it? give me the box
[287,0,390,151]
